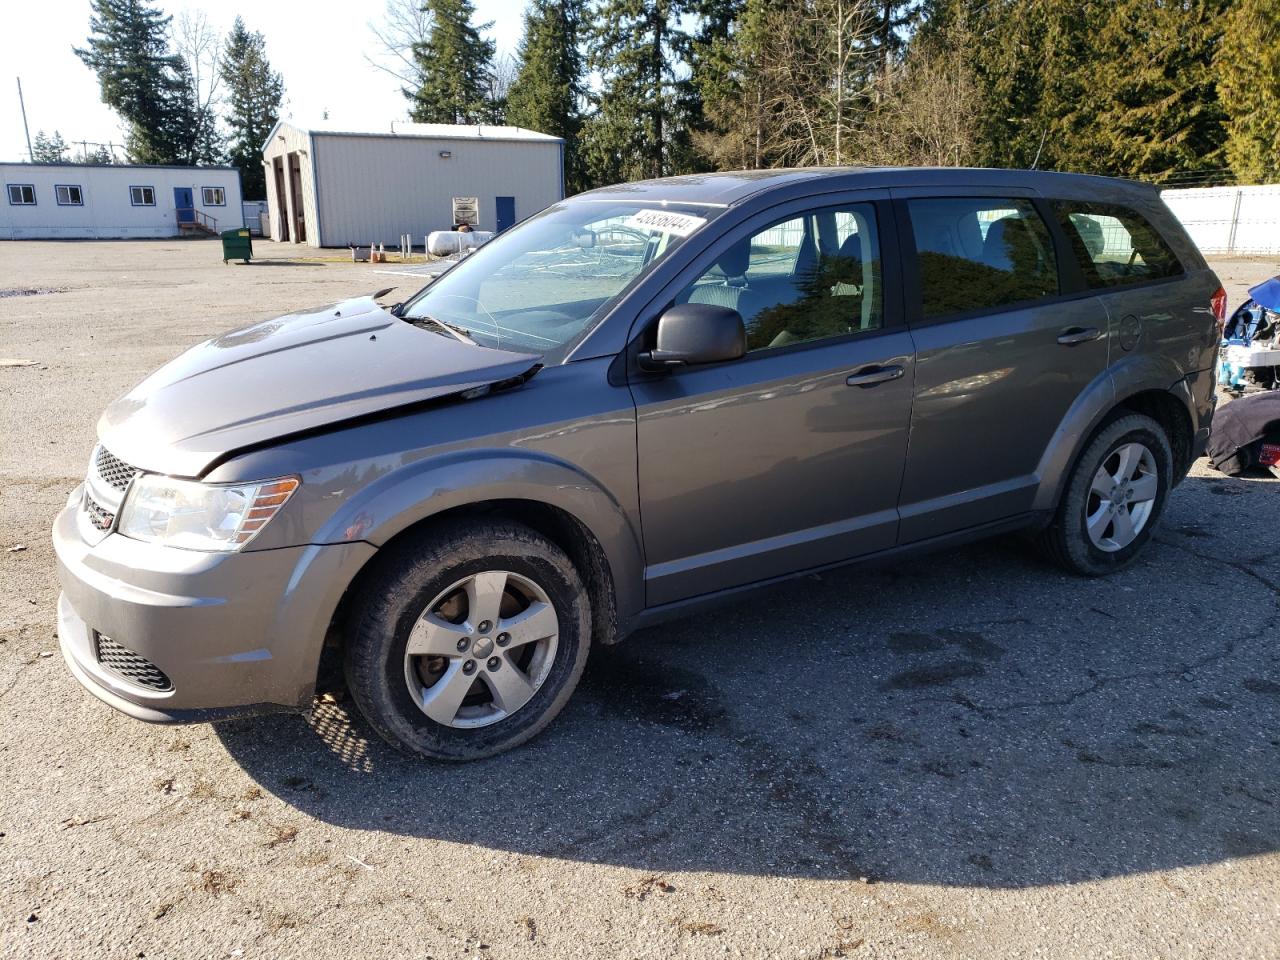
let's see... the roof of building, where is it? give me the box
[0,161,238,172]
[264,119,563,150]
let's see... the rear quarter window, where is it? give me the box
[1052,201,1183,289]
[907,197,1059,319]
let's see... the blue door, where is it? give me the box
[174,187,194,223]
[495,196,516,233]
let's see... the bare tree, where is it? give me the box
[175,10,222,117]
[367,0,433,91]
[756,0,878,166]
[858,32,981,167]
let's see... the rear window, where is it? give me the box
[1052,201,1183,289]
[907,198,1058,319]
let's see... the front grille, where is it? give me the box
[94,446,138,491]
[95,634,173,691]
[84,494,115,531]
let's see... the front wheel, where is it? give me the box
[1039,413,1173,576]
[344,520,591,760]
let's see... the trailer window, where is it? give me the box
[130,186,156,206]
[7,184,36,205]
[55,185,84,206]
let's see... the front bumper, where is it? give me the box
[53,492,375,723]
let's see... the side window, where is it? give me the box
[55,185,84,206]
[202,186,226,206]
[1052,201,1183,289]
[7,184,36,205]
[130,185,156,206]
[907,197,1058,319]
[677,203,883,352]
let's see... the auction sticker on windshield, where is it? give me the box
[624,209,706,237]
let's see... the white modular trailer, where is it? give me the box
[261,121,565,248]
[0,163,244,240]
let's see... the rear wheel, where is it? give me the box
[1039,413,1173,576]
[344,520,591,760]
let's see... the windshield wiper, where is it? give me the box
[407,313,478,346]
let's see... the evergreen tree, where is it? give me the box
[219,17,284,198]
[1082,0,1230,181]
[32,131,70,163]
[74,0,194,164]
[408,0,497,124]
[867,0,920,80]
[169,56,224,165]
[506,0,587,190]
[587,0,695,185]
[688,0,769,169]
[1217,0,1280,183]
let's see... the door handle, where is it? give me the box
[846,364,905,388]
[1057,326,1102,346]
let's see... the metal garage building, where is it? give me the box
[260,120,564,248]
[0,162,243,240]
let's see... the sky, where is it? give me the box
[0,0,524,162]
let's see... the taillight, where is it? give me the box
[1211,287,1228,338]
[1260,444,1280,468]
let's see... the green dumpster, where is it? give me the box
[221,227,253,264]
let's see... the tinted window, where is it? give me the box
[908,198,1058,319]
[1052,201,1183,289]
[677,203,883,352]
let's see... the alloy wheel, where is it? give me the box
[403,570,559,728]
[1084,441,1159,552]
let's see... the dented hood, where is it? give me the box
[98,297,541,478]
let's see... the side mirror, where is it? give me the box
[639,303,747,371]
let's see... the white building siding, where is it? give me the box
[312,134,562,247]
[260,122,564,248]
[0,164,242,240]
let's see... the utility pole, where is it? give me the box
[17,77,33,162]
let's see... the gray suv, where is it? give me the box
[53,168,1222,759]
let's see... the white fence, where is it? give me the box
[1161,185,1280,256]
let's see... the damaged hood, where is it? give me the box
[98,296,541,478]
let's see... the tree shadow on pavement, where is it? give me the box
[216,472,1280,887]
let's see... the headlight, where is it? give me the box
[117,475,299,551]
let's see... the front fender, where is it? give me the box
[313,449,646,627]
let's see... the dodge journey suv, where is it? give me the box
[54,168,1222,759]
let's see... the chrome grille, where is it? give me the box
[84,494,115,531]
[94,446,138,491]
[95,634,172,691]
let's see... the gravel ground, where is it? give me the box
[1,239,1278,960]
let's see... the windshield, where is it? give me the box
[399,199,720,361]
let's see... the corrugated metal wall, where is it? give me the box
[310,134,562,248]
[1162,185,1280,256]
[0,164,242,240]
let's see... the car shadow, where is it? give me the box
[215,471,1280,888]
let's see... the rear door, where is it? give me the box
[630,195,915,605]
[1048,198,1218,383]
[893,191,1111,542]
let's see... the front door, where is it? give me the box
[894,194,1110,542]
[631,199,914,606]
[495,196,516,233]
[174,187,194,223]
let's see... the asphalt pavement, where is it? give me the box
[1,240,1277,959]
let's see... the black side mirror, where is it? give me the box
[639,303,747,371]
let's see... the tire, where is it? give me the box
[1038,413,1174,576]
[343,520,591,760]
